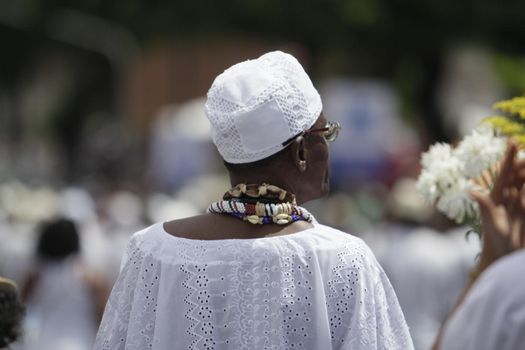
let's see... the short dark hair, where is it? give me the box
[37,218,80,261]
[0,281,25,348]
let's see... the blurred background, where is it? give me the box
[0,0,524,349]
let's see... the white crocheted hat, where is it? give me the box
[205,51,323,164]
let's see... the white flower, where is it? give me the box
[455,126,507,178]
[416,170,439,204]
[417,129,506,226]
[421,143,454,170]
[436,178,480,223]
[417,146,464,204]
[428,156,464,192]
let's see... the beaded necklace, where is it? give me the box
[207,183,312,225]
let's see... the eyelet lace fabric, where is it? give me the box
[94,223,413,350]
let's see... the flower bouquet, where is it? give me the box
[416,95,525,235]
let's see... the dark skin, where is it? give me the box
[164,114,330,240]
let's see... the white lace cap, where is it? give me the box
[205,51,323,164]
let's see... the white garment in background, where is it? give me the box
[440,250,525,350]
[23,260,98,350]
[94,222,413,350]
[363,225,479,350]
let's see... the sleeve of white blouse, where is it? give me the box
[93,234,154,350]
[327,239,414,350]
[369,261,415,350]
[439,250,525,350]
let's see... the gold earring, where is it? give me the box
[299,160,306,172]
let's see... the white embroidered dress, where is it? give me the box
[94,222,413,350]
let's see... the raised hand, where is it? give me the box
[470,143,525,272]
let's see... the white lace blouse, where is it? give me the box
[93,222,413,350]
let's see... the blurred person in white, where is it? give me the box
[94,51,413,349]
[20,218,108,350]
[362,178,479,350]
[433,143,525,350]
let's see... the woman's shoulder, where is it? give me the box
[309,223,371,252]
[470,250,525,303]
[123,221,376,269]
[128,220,362,244]
[440,251,525,350]
[118,223,164,259]
[481,249,525,281]
[312,224,381,265]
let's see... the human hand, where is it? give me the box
[470,143,525,272]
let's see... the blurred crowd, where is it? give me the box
[0,16,523,348]
[0,171,482,350]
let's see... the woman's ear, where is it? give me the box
[291,136,307,173]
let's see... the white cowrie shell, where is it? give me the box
[247,215,260,224]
